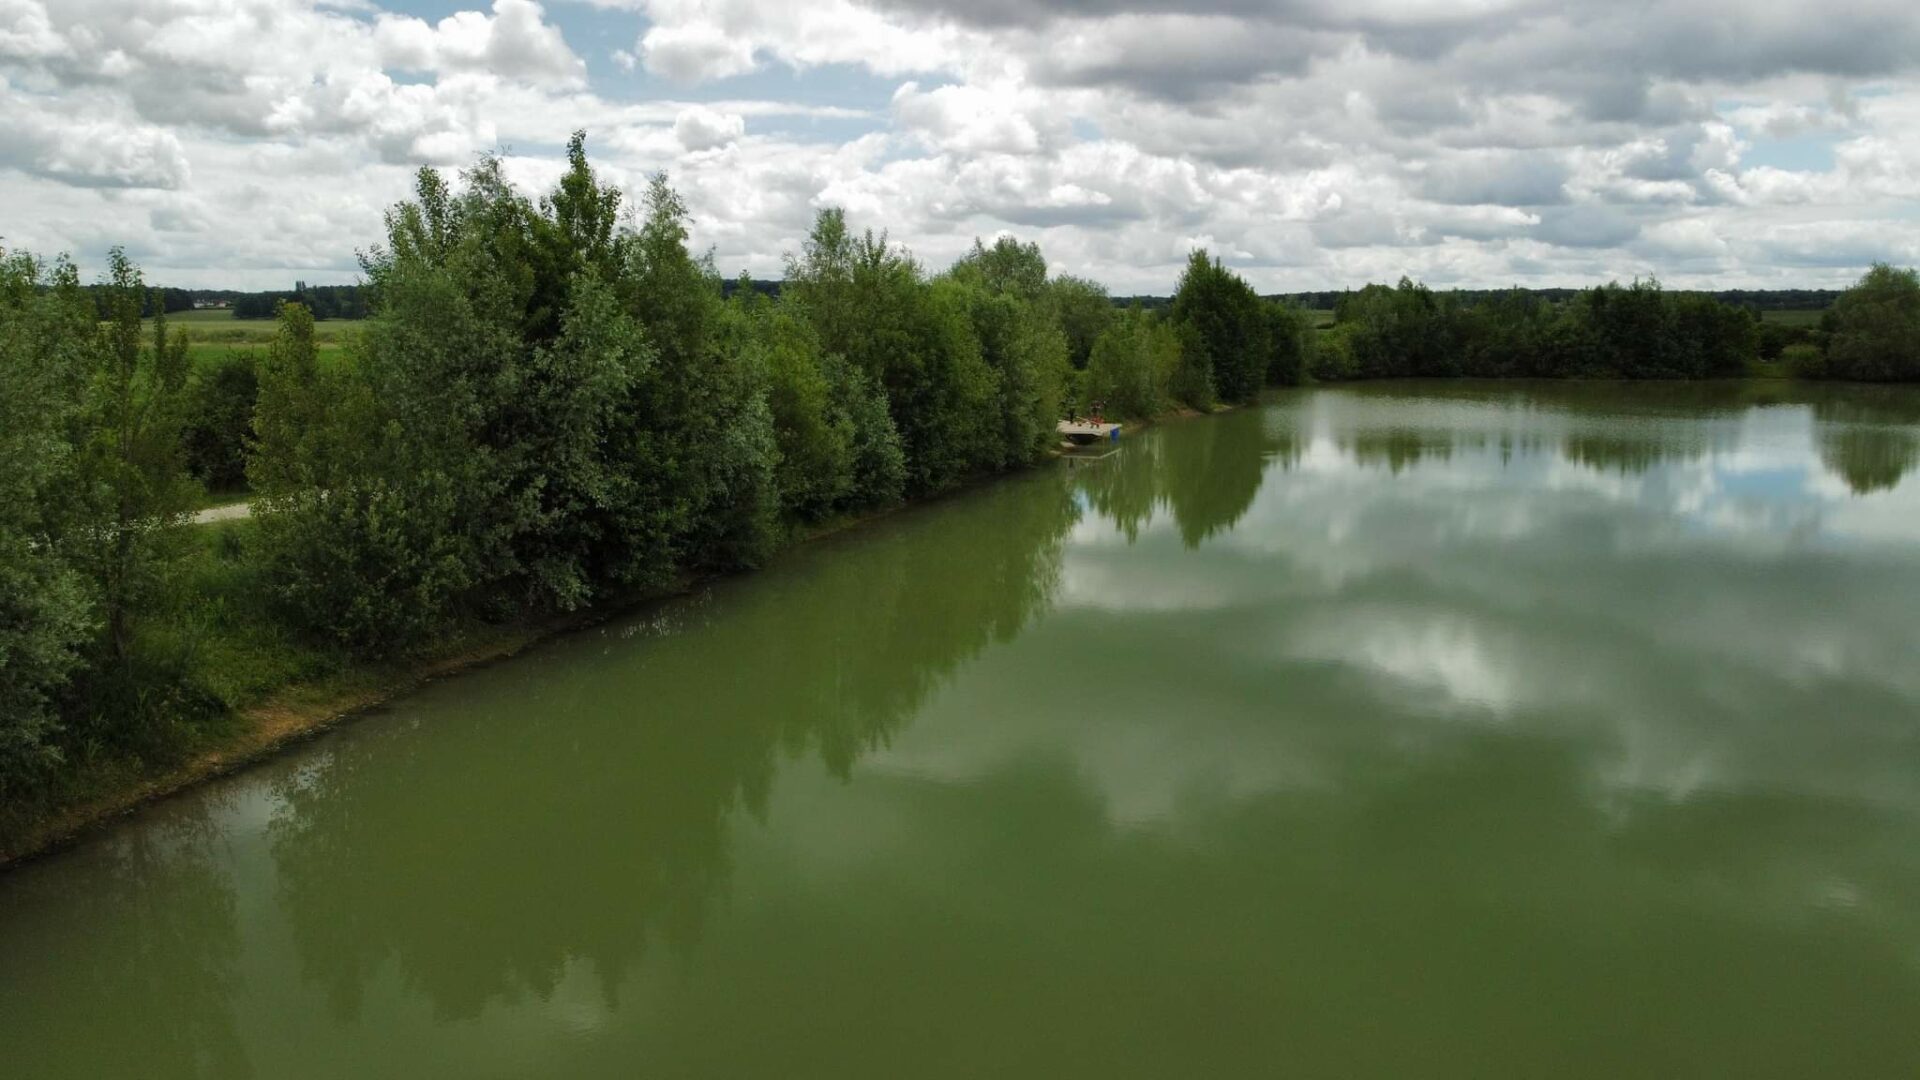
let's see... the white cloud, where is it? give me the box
[0,83,189,188]
[0,0,65,60]
[641,16,758,82]
[673,104,744,150]
[375,0,585,86]
[2,0,1919,289]
[892,80,1060,156]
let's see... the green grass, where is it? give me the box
[0,519,326,853]
[152,313,356,371]
[176,519,345,708]
[182,340,348,370]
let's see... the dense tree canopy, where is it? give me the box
[1171,251,1271,404]
[0,251,94,798]
[1819,265,1920,382]
[1313,277,1758,381]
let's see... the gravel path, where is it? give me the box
[192,501,253,525]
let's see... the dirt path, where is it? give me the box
[192,501,252,525]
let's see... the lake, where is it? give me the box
[4,382,1919,1077]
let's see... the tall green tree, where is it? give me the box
[1083,309,1176,419]
[1263,301,1309,385]
[947,236,1072,468]
[623,173,778,570]
[75,249,197,667]
[255,150,655,651]
[1049,274,1114,371]
[1170,250,1269,403]
[0,251,94,795]
[788,209,996,494]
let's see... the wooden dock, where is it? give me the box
[1058,420,1121,445]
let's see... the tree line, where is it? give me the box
[231,284,368,320]
[1276,286,1843,314]
[1308,269,1920,382]
[0,134,1288,826]
[3,131,1918,834]
[1310,277,1757,380]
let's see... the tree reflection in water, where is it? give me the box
[0,802,249,1079]
[265,471,1081,1023]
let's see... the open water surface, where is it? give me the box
[4,382,1919,1077]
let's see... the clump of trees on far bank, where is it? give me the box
[1303,264,1920,384]
[1797,264,1920,382]
[1309,277,1759,381]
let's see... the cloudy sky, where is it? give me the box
[3,0,1918,292]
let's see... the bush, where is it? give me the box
[182,352,259,492]
[1308,322,1358,381]
[1784,342,1825,378]
[1084,310,1181,419]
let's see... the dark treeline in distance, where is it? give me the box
[81,283,197,317]
[1306,270,1919,383]
[1273,286,1843,314]
[4,131,1919,845]
[1312,277,1758,380]
[230,284,368,320]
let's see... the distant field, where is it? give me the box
[1306,308,1336,329]
[1760,309,1827,327]
[143,311,357,370]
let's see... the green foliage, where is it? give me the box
[949,236,1049,301]
[0,251,94,796]
[1308,321,1357,381]
[181,351,259,492]
[730,287,904,522]
[1784,342,1826,378]
[1756,320,1812,362]
[1334,278,1463,378]
[1049,274,1114,370]
[787,210,998,495]
[1823,264,1920,381]
[1084,309,1180,419]
[1317,277,1758,381]
[1263,301,1310,385]
[73,249,200,669]
[255,150,656,652]
[947,238,1073,468]
[1168,319,1216,409]
[624,173,778,572]
[1171,251,1269,403]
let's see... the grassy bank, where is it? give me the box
[0,513,680,864]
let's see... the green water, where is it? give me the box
[5,382,1920,1078]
